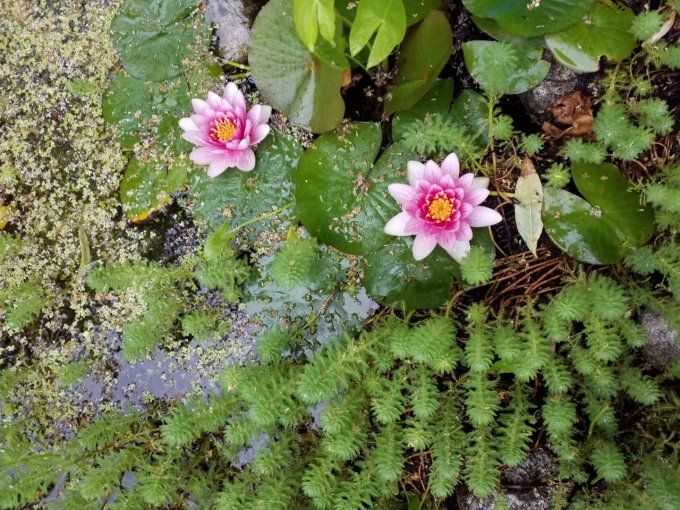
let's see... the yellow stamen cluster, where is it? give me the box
[427,195,454,222]
[211,119,237,142]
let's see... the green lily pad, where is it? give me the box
[463,41,550,96]
[189,129,303,234]
[450,89,489,148]
[542,188,623,265]
[470,15,545,50]
[571,162,654,247]
[102,74,191,152]
[462,0,595,38]
[545,3,636,72]
[249,0,345,133]
[295,123,415,255]
[120,157,189,222]
[362,229,495,310]
[349,0,406,69]
[391,78,453,140]
[384,10,453,116]
[110,0,201,82]
[404,0,441,26]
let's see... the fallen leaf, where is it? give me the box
[542,91,594,140]
[514,157,544,256]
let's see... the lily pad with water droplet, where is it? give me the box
[189,130,303,236]
[543,162,653,266]
[295,122,416,255]
[363,228,495,310]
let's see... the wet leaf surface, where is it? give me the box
[571,162,654,247]
[189,130,303,235]
[249,0,345,133]
[545,3,636,72]
[463,41,550,96]
[295,123,415,255]
[110,0,202,82]
[363,229,495,310]
[384,10,453,115]
[462,0,595,37]
[120,157,189,222]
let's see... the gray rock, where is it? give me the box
[641,309,680,369]
[502,449,557,485]
[206,0,267,63]
[458,450,558,510]
[520,53,594,122]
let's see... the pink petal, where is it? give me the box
[182,130,210,145]
[456,173,475,189]
[190,147,223,165]
[407,161,425,185]
[465,188,489,206]
[388,183,416,206]
[223,82,247,111]
[423,160,441,180]
[384,212,414,236]
[467,206,502,227]
[207,157,233,177]
[251,124,270,144]
[234,149,256,172]
[191,98,210,114]
[207,91,222,109]
[471,176,490,189]
[179,117,197,131]
[457,222,473,241]
[412,235,438,261]
[441,239,470,262]
[248,104,272,126]
[441,153,460,179]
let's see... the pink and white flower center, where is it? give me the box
[210,118,238,143]
[425,191,456,223]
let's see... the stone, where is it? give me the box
[457,450,558,510]
[206,0,267,63]
[641,309,680,369]
[520,53,595,123]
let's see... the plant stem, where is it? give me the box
[489,191,514,199]
[224,60,250,71]
[227,201,295,235]
[228,72,249,80]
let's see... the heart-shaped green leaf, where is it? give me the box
[391,78,454,140]
[189,130,303,234]
[249,0,345,133]
[463,41,550,96]
[543,163,654,265]
[120,157,189,222]
[404,0,441,25]
[571,162,654,246]
[462,0,595,37]
[545,3,636,72]
[110,0,201,82]
[349,0,407,69]
[362,229,495,310]
[295,123,415,255]
[542,188,623,265]
[450,89,489,148]
[293,0,336,51]
[384,10,453,115]
[103,74,191,153]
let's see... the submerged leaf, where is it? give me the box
[514,158,544,256]
[384,10,453,115]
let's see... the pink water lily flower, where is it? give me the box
[384,153,502,262]
[179,82,271,176]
